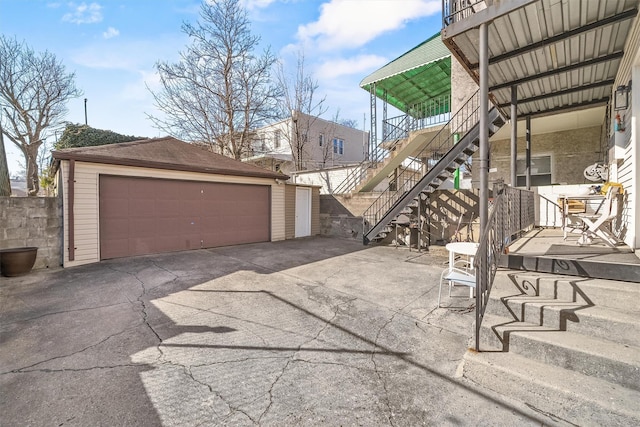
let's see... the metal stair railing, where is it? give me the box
[362,90,481,242]
[332,116,408,195]
[474,181,535,351]
[332,94,452,195]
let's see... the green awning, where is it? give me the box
[360,32,451,113]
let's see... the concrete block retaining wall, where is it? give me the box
[319,214,363,240]
[0,197,62,270]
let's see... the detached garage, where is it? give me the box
[52,137,291,267]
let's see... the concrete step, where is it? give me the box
[501,253,640,282]
[492,271,640,313]
[462,350,640,426]
[479,313,640,391]
[484,294,640,347]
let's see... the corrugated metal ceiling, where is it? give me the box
[443,0,638,117]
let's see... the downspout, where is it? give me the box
[68,159,75,261]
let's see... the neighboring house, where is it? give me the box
[243,111,369,174]
[51,137,319,267]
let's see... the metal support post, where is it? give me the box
[383,90,388,140]
[370,84,377,161]
[526,115,531,190]
[511,86,518,186]
[476,22,489,352]
[479,22,489,239]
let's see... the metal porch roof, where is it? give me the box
[442,0,638,118]
[360,32,452,112]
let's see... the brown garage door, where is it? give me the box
[99,176,270,259]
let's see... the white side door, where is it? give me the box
[295,187,311,237]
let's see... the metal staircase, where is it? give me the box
[362,91,505,244]
[332,94,452,195]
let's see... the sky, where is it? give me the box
[0,0,443,175]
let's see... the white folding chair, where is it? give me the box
[575,186,620,247]
[437,259,476,308]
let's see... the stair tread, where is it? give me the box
[495,270,640,293]
[491,294,640,320]
[481,313,640,363]
[491,270,640,313]
[463,350,640,423]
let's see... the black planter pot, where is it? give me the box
[0,247,38,277]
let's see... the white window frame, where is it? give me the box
[333,138,344,155]
[274,130,281,149]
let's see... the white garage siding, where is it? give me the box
[59,160,285,267]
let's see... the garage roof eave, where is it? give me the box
[51,137,289,181]
[52,152,289,180]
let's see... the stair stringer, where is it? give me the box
[363,107,503,244]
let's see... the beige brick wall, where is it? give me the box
[474,126,602,186]
[451,56,478,114]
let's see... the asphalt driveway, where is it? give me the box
[1,237,547,426]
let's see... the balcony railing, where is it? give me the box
[331,95,452,194]
[382,95,451,142]
[443,0,489,26]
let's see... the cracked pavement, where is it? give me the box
[1,237,550,426]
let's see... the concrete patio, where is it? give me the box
[2,237,554,425]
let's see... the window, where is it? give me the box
[333,138,344,155]
[516,155,551,187]
[319,134,324,146]
[254,135,266,152]
[274,130,281,149]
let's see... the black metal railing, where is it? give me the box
[332,94,452,195]
[474,181,535,351]
[362,90,480,233]
[382,94,452,142]
[443,0,488,26]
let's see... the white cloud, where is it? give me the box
[298,0,440,51]
[62,2,103,24]
[316,54,387,80]
[121,70,160,101]
[102,27,119,39]
[240,0,277,10]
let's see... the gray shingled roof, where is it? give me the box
[52,137,287,180]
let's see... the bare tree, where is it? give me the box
[338,118,359,129]
[275,51,327,170]
[317,110,362,169]
[148,0,279,160]
[318,112,340,168]
[0,35,82,195]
